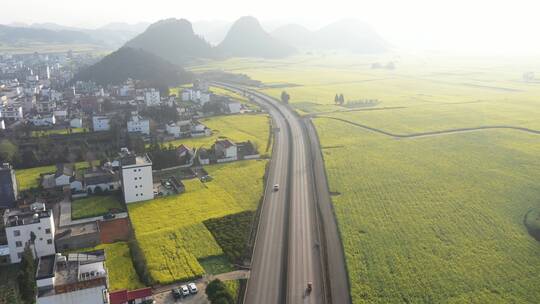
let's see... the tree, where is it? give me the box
[206,279,234,304]
[18,246,37,304]
[281,91,290,104]
[0,139,18,164]
[29,232,37,259]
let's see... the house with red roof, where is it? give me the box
[109,287,153,304]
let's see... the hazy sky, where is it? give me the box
[3,0,540,54]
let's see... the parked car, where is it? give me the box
[188,282,198,294]
[141,300,156,304]
[273,184,279,191]
[181,285,190,296]
[171,288,182,299]
[103,212,115,220]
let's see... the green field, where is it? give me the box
[71,194,125,220]
[159,114,271,155]
[15,160,98,191]
[128,160,267,284]
[32,128,84,137]
[194,54,540,303]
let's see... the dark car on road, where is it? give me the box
[171,288,182,299]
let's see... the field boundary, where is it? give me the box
[318,116,540,138]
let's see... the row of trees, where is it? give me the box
[334,93,345,105]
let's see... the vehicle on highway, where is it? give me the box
[307,281,313,293]
[171,288,182,299]
[188,282,198,294]
[180,285,190,296]
[273,184,279,191]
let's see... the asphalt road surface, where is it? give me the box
[214,83,350,304]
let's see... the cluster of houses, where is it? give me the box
[0,149,156,303]
[3,202,152,303]
[198,139,260,165]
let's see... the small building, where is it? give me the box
[191,123,211,137]
[181,89,193,102]
[0,163,18,209]
[54,163,75,187]
[166,121,191,138]
[215,139,238,161]
[198,148,210,165]
[83,168,120,194]
[80,96,101,114]
[92,115,110,132]
[53,110,68,121]
[109,288,153,304]
[35,250,109,304]
[228,102,242,114]
[144,88,160,107]
[127,112,150,135]
[70,117,82,128]
[3,203,56,263]
[120,151,154,204]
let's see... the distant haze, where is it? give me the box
[2,0,540,54]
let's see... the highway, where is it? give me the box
[214,83,350,304]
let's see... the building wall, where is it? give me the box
[37,285,108,304]
[6,213,55,263]
[0,168,17,208]
[144,90,160,107]
[92,117,110,132]
[121,164,153,204]
[127,119,150,135]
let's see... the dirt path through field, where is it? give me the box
[318,116,540,139]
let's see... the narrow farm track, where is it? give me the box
[319,116,540,139]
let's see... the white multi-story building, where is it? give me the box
[92,115,110,132]
[0,106,23,120]
[120,152,153,203]
[30,115,56,127]
[3,203,56,263]
[144,88,160,107]
[36,250,110,304]
[127,112,150,135]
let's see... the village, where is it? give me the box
[0,51,264,304]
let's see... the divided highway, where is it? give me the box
[214,83,350,304]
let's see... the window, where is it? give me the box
[17,252,23,260]
[15,241,22,247]
[135,185,138,189]
[13,230,20,237]
[47,239,52,244]
[45,228,51,234]
[136,194,139,196]
[140,185,143,188]
[134,177,137,180]
[109,185,114,190]
[133,169,136,172]
[39,238,43,241]
[37,227,41,230]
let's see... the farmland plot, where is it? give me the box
[128,160,267,284]
[314,117,540,303]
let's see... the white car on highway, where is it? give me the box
[273,184,279,191]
